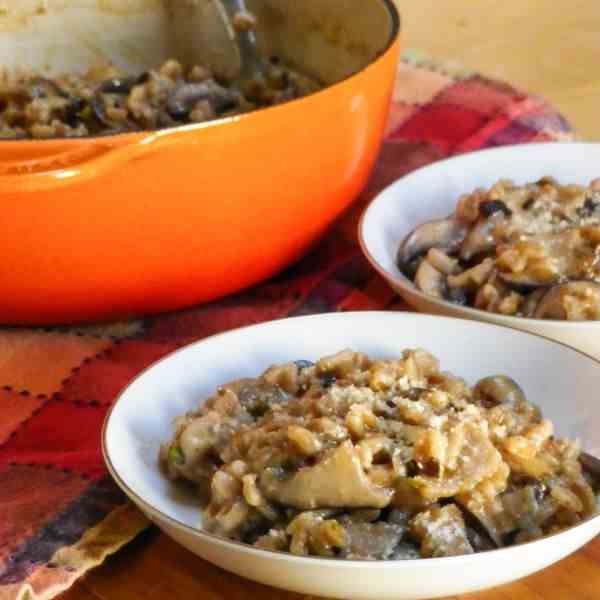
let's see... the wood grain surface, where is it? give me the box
[62,1,600,598]
[400,0,600,140]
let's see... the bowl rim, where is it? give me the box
[359,141,600,329]
[0,0,401,146]
[102,310,600,569]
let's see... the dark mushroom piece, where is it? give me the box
[397,219,468,278]
[167,82,240,121]
[90,95,134,132]
[580,452,600,480]
[91,77,138,132]
[533,281,600,320]
[576,196,600,220]
[497,272,550,294]
[99,77,137,95]
[447,258,495,292]
[340,521,405,560]
[236,381,288,418]
[472,375,526,408]
[63,97,86,127]
[294,360,315,371]
[460,485,542,548]
[479,200,513,219]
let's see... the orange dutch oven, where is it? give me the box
[0,0,400,324]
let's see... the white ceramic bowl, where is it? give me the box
[359,142,600,359]
[103,312,600,600]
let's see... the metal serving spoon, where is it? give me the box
[215,0,266,94]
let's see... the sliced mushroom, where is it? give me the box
[472,375,526,408]
[458,484,541,548]
[167,81,239,120]
[397,219,467,277]
[425,248,460,275]
[460,213,506,262]
[259,441,393,510]
[498,273,548,293]
[415,259,446,299]
[447,258,494,291]
[533,281,600,320]
[414,257,468,305]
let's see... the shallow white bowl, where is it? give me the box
[359,142,600,359]
[103,312,600,600]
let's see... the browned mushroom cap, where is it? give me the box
[472,375,526,408]
[533,281,600,320]
[397,219,468,277]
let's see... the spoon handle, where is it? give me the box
[216,0,264,82]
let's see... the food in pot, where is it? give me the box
[160,350,599,559]
[0,57,320,139]
[398,178,600,320]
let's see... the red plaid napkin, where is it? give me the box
[0,54,573,600]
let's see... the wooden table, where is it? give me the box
[63,1,600,598]
[401,0,600,140]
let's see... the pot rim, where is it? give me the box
[0,0,401,146]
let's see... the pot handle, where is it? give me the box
[0,126,201,193]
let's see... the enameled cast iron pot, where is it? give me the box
[0,0,400,324]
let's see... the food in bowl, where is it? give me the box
[398,177,600,320]
[0,58,320,139]
[159,349,599,560]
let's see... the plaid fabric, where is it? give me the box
[0,54,573,600]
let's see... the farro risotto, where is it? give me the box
[159,350,599,560]
[0,57,320,139]
[398,178,600,321]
